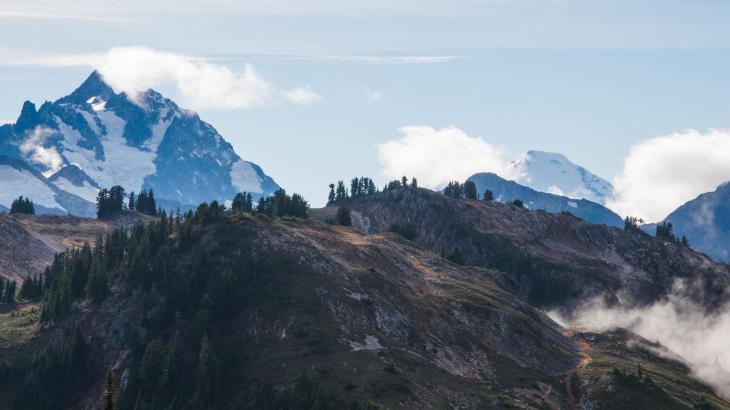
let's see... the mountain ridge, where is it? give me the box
[467,171,624,228]
[0,71,280,216]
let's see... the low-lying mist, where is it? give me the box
[549,283,730,398]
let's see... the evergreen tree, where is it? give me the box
[231,192,246,213]
[128,191,136,211]
[444,181,464,198]
[335,181,348,201]
[18,274,43,300]
[464,181,477,200]
[510,199,525,208]
[410,178,418,189]
[656,221,676,241]
[351,177,361,197]
[401,176,408,187]
[624,216,644,232]
[3,279,16,304]
[86,243,108,304]
[367,179,376,194]
[147,190,157,216]
[327,183,336,205]
[10,196,35,215]
[133,189,158,216]
[97,186,126,218]
[681,235,689,246]
[336,207,352,226]
[483,189,494,201]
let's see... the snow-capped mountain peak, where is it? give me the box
[0,71,279,216]
[510,150,613,204]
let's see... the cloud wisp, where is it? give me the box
[608,129,730,222]
[282,86,322,106]
[377,126,519,190]
[6,47,322,110]
[20,126,64,176]
[550,284,730,398]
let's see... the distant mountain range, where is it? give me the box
[467,172,624,228]
[492,151,730,263]
[0,71,279,216]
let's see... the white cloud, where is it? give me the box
[282,86,322,106]
[550,283,730,398]
[6,46,320,110]
[0,119,13,125]
[608,129,730,222]
[366,90,385,104]
[377,126,518,189]
[19,126,64,176]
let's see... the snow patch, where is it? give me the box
[511,151,613,204]
[0,165,64,211]
[55,111,157,193]
[230,159,263,193]
[567,201,578,208]
[87,97,107,111]
[142,109,173,151]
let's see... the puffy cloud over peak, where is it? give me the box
[377,126,520,190]
[608,129,730,222]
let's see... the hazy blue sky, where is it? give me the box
[3,0,730,213]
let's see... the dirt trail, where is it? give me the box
[563,328,592,410]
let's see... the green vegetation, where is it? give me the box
[255,188,309,218]
[327,176,422,205]
[624,216,644,232]
[0,326,92,410]
[232,191,254,213]
[482,189,494,201]
[131,189,158,216]
[96,186,127,218]
[656,221,690,246]
[2,192,376,409]
[10,196,35,215]
[509,199,524,208]
[336,206,352,226]
[444,180,491,201]
[443,181,464,198]
[18,274,42,300]
[0,277,16,305]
